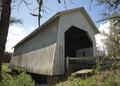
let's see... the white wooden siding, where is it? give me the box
[10,18,59,75]
[53,10,97,75]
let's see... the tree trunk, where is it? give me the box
[0,0,12,80]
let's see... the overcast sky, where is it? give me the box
[6,0,109,52]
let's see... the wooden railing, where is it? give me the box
[66,57,99,70]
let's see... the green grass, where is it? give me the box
[2,63,11,73]
[56,70,120,86]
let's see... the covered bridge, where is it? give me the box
[10,7,99,76]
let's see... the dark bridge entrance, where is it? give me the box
[65,26,94,73]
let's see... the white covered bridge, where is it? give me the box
[10,7,99,76]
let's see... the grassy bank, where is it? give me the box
[56,69,120,86]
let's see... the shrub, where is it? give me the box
[96,56,120,71]
[103,75,120,86]
[0,72,35,86]
[2,63,11,73]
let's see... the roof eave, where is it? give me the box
[13,13,60,48]
[80,7,99,34]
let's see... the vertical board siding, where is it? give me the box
[10,18,59,75]
[10,44,56,75]
[53,10,97,75]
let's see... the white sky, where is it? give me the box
[6,21,110,52]
[95,21,110,51]
[6,25,35,52]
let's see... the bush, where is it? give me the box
[2,63,11,73]
[96,56,120,71]
[103,75,120,86]
[3,52,12,63]
[0,72,35,86]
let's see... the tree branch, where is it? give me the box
[95,16,120,23]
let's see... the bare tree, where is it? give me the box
[37,0,43,26]
[96,0,120,24]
